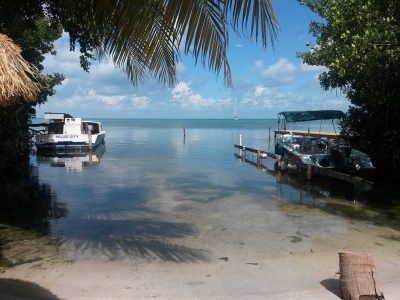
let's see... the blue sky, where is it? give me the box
[36,0,348,119]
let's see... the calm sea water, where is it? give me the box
[27,119,400,260]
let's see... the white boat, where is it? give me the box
[35,113,106,151]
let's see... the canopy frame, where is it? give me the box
[277,110,345,131]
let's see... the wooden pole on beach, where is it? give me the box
[339,252,384,300]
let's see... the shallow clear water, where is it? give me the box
[22,119,400,262]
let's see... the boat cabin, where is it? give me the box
[43,112,102,135]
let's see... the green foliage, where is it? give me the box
[298,0,400,185]
[0,0,64,187]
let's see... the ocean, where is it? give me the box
[1,119,400,298]
[2,118,400,265]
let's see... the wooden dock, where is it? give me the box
[234,144,373,189]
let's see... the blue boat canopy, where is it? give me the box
[278,110,345,123]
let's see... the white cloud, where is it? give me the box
[172,81,191,97]
[300,62,327,73]
[43,47,82,74]
[258,58,329,87]
[61,78,70,86]
[98,94,127,106]
[131,95,150,109]
[261,58,297,84]
[243,85,297,108]
[62,89,124,107]
[254,60,264,69]
[254,85,268,97]
[176,62,186,73]
[94,59,118,76]
[171,81,228,108]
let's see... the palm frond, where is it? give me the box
[164,0,230,84]
[84,0,278,87]
[0,34,41,106]
[226,0,278,48]
[90,0,179,86]
[164,0,278,86]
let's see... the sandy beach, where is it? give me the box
[1,186,400,299]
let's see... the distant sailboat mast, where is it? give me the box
[233,94,239,120]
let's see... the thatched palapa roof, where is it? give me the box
[0,33,40,107]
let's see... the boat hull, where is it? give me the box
[275,134,375,178]
[35,132,105,152]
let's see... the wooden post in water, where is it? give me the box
[183,127,186,137]
[339,252,384,300]
[239,134,243,157]
[268,127,271,152]
[275,155,282,171]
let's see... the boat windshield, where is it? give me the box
[300,138,328,154]
[47,122,63,134]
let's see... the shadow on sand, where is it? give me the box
[56,217,210,263]
[320,278,341,298]
[0,278,59,300]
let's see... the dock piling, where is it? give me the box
[239,134,243,157]
[268,127,271,152]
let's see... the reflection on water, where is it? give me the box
[0,166,67,233]
[0,159,67,268]
[36,144,106,172]
[2,119,400,267]
[238,155,400,231]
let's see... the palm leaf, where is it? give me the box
[0,34,41,106]
[83,0,278,87]
[90,0,179,86]
[164,0,278,86]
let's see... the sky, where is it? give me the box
[36,0,348,119]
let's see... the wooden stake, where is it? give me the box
[339,252,384,300]
[239,134,243,157]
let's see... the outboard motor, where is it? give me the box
[330,139,351,169]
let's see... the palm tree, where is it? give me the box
[80,0,278,87]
